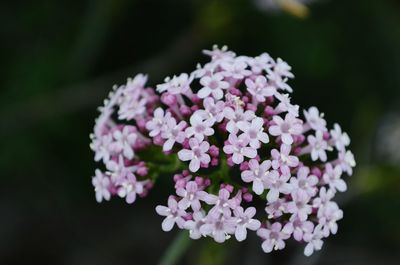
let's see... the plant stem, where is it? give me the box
[158,231,192,265]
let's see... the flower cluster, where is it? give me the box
[90,45,355,256]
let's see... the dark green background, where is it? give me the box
[1,0,399,264]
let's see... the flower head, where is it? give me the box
[90,46,355,257]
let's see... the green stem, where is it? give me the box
[158,231,192,265]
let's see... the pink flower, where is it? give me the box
[146,107,171,137]
[286,216,314,242]
[185,113,215,142]
[92,169,111,203]
[156,73,192,95]
[290,167,319,197]
[303,225,324,256]
[237,117,269,149]
[233,206,261,241]
[220,60,252,79]
[313,187,335,210]
[303,106,327,132]
[198,73,229,99]
[257,222,291,253]
[118,96,147,121]
[247,53,273,74]
[274,93,299,117]
[330,123,350,151]
[117,76,151,121]
[200,214,236,243]
[91,134,113,163]
[307,130,332,162]
[337,150,356,176]
[245,76,275,102]
[264,170,292,202]
[223,134,257,164]
[265,198,287,219]
[273,58,294,79]
[269,113,303,145]
[271,144,299,175]
[323,163,347,192]
[156,197,187,232]
[176,181,203,211]
[178,138,211,172]
[203,45,236,62]
[111,126,137,160]
[117,173,144,204]
[196,97,225,123]
[267,58,294,92]
[317,201,343,237]
[105,155,136,183]
[161,117,187,151]
[202,188,238,217]
[287,192,312,221]
[224,107,256,134]
[184,210,206,239]
[241,159,272,195]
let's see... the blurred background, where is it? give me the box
[1,0,400,264]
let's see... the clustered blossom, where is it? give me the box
[90,45,355,256]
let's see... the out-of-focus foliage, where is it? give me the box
[0,0,399,264]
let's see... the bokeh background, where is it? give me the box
[1,0,400,264]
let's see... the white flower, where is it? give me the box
[241,159,272,195]
[156,197,187,232]
[184,210,207,239]
[303,225,324,256]
[338,150,356,176]
[90,133,113,163]
[178,138,211,172]
[274,93,299,117]
[161,117,187,151]
[117,174,144,204]
[303,106,327,132]
[224,107,256,134]
[257,222,291,253]
[92,169,111,203]
[220,59,252,79]
[247,53,273,74]
[237,117,269,149]
[307,130,332,162]
[156,73,192,95]
[146,108,171,137]
[330,123,350,151]
[196,97,225,123]
[198,73,229,99]
[323,163,347,192]
[223,134,257,164]
[111,126,137,160]
[233,207,261,241]
[269,113,303,145]
[245,76,275,102]
[185,113,215,142]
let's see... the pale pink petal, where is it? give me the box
[242,147,257,158]
[235,225,247,241]
[232,153,244,164]
[247,219,261,231]
[189,158,200,172]
[162,217,175,232]
[178,149,193,161]
[163,139,175,151]
[268,125,281,136]
[156,205,170,216]
[241,170,254,182]
[253,179,264,195]
[267,189,279,202]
